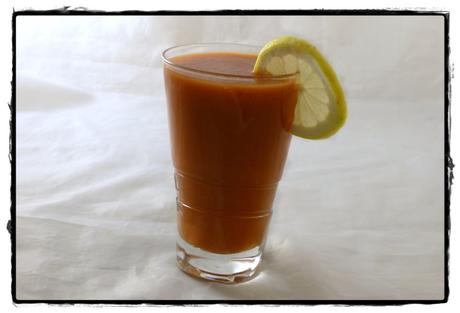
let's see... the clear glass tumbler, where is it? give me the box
[162,43,298,283]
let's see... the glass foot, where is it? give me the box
[176,236,263,284]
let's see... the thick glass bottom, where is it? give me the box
[176,236,263,284]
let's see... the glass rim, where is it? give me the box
[161,42,298,80]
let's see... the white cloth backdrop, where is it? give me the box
[16,15,445,300]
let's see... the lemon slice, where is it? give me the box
[253,36,347,139]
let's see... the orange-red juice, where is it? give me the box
[164,52,297,254]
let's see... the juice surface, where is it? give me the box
[164,52,297,254]
[171,52,256,76]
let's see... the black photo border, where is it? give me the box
[10,8,451,305]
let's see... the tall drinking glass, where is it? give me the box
[162,43,298,283]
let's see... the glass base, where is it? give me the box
[176,236,263,284]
